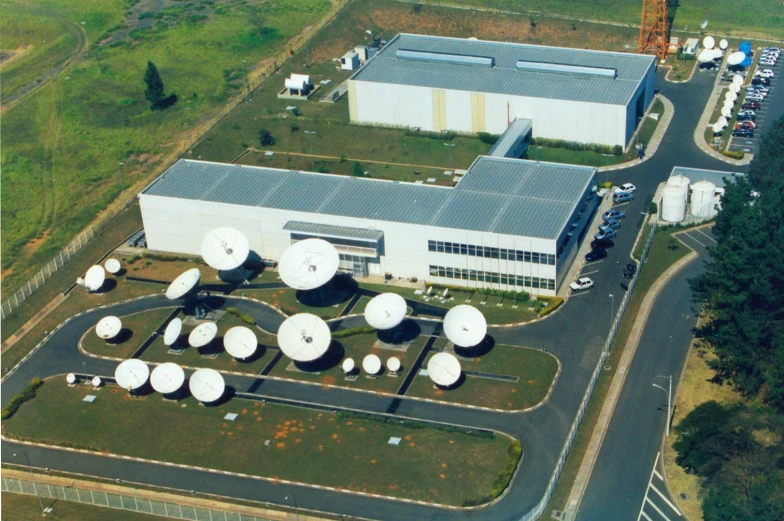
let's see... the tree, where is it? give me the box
[748,116,784,193]
[144,61,165,109]
[352,161,366,177]
[258,129,275,146]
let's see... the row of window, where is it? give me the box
[429,265,556,290]
[427,240,556,265]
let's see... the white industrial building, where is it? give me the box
[348,34,657,148]
[660,166,744,223]
[139,157,599,296]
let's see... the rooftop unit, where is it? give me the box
[396,49,495,68]
[515,60,617,79]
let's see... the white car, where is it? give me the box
[569,277,594,292]
[756,69,775,78]
[615,183,637,194]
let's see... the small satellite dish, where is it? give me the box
[278,239,339,290]
[727,51,746,66]
[277,313,331,362]
[163,318,183,346]
[166,268,201,300]
[717,117,728,129]
[443,305,487,348]
[711,49,724,60]
[342,358,355,374]
[200,227,250,271]
[364,293,407,330]
[725,91,737,102]
[728,83,741,93]
[114,359,150,391]
[719,39,728,50]
[697,50,714,63]
[83,265,106,292]
[711,122,721,134]
[700,19,709,30]
[703,36,715,50]
[189,368,225,403]
[189,322,218,348]
[732,74,744,85]
[723,98,734,109]
[387,356,401,373]
[91,376,102,387]
[96,316,122,340]
[150,362,185,394]
[362,354,382,375]
[427,352,461,387]
[66,373,76,384]
[105,258,122,274]
[224,326,258,360]
[720,107,732,117]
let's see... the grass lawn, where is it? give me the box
[405,344,559,410]
[5,380,517,506]
[234,284,355,320]
[663,55,698,81]
[1,492,163,521]
[80,307,175,359]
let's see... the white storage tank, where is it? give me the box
[666,175,691,203]
[691,180,718,218]
[661,185,688,222]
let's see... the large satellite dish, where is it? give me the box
[96,316,122,340]
[166,268,201,300]
[728,83,741,93]
[722,99,734,110]
[443,305,487,348]
[189,368,225,403]
[277,313,331,362]
[200,227,250,271]
[727,51,746,66]
[105,258,122,274]
[719,39,728,50]
[115,359,150,391]
[278,239,339,290]
[224,326,258,359]
[720,107,732,118]
[83,265,106,292]
[427,352,461,387]
[163,318,183,346]
[364,293,407,330]
[150,362,185,394]
[362,354,382,375]
[342,358,355,374]
[697,50,714,63]
[703,36,715,50]
[189,322,218,348]
[717,116,728,129]
[711,122,721,134]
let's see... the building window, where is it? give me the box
[427,239,555,266]
[428,240,437,252]
[428,264,554,291]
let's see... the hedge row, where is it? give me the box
[722,149,744,160]
[490,440,523,498]
[404,129,456,141]
[225,307,256,325]
[1,378,43,420]
[332,326,377,338]
[530,137,623,156]
[537,297,564,317]
[126,253,205,265]
[477,132,502,145]
[427,283,530,302]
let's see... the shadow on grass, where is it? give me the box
[292,340,345,372]
[435,371,466,391]
[94,278,118,294]
[296,276,358,308]
[197,339,225,357]
[232,344,269,364]
[377,319,421,345]
[454,335,495,358]
[107,328,134,345]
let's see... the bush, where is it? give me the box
[225,307,256,325]
[648,201,658,214]
[259,129,276,146]
[529,137,621,156]
[537,297,564,317]
[404,128,455,141]
[490,440,522,498]
[427,283,529,302]
[352,161,365,177]
[2,378,43,420]
[477,132,501,145]
[332,326,376,338]
[599,181,613,189]
[721,149,744,160]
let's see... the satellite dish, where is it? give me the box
[277,313,331,362]
[342,357,355,374]
[443,305,487,348]
[728,83,741,93]
[725,91,737,102]
[697,50,714,63]
[163,318,183,346]
[189,322,218,348]
[188,368,225,403]
[427,352,461,387]
[727,51,746,66]
[364,293,407,330]
[362,354,382,375]
[387,356,401,373]
[91,376,102,387]
[150,362,185,394]
[278,239,339,290]
[703,36,714,50]
[723,99,734,109]
[711,49,724,60]
[96,316,122,340]
[66,373,76,384]
[717,117,728,129]
[200,227,250,271]
[83,265,106,292]
[114,359,150,391]
[720,107,732,117]
[719,39,728,50]
[712,122,721,134]
[732,74,744,85]
[224,326,258,360]
[166,268,201,300]
[700,19,708,30]
[105,258,122,274]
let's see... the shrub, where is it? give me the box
[721,149,744,160]
[490,440,523,498]
[648,201,658,214]
[599,181,613,189]
[427,283,529,302]
[333,326,376,338]
[259,129,276,146]
[225,307,256,325]
[537,297,564,317]
[404,128,455,140]
[529,137,620,156]
[477,132,501,145]
[2,378,43,420]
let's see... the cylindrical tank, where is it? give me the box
[661,185,687,222]
[691,180,718,218]
[666,175,691,203]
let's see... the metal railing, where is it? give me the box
[520,221,658,521]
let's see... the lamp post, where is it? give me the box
[304,131,317,171]
[13,452,46,515]
[534,146,543,162]
[285,494,300,521]
[443,142,456,168]
[653,374,673,436]
[609,293,614,329]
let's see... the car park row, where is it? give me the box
[729,47,780,151]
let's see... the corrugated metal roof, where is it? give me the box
[142,158,596,240]
[350,34,655,106]
[488,118,532,157]
[283,221,384,242]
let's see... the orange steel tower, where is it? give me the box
[638,0,668,60]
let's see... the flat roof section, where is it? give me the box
[669,166,745,189]
[351,34,655,106]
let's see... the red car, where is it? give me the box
[742,101,761,110]
[734,121,757,130]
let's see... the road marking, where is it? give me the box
[695,229,716,242]
[641,511,654,521]
[583,260,605,267]
[569,291,592,297]
[651,484,681,515]
[581,269,600,276]
[682,233,706,247]
[653,469,664,480]
[645,497,672,521]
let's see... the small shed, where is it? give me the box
[355,46,369,61]
[683,38,700,56]
[341,50,360,71]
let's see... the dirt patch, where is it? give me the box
[21,229,51,257]
[1,266,14,282]
[0,46,32,66]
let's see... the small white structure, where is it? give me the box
[691,180,718,219]
[91,376,102,388]
[66,373,77,385]
[342,357,355,374]
[387,356,401,375]
[284,73,314,96]
[661,185,688,222]
[683,38,700,56]
[362,354,382,375]
[341,50,359,71]
[355,46,369,61]
[105,258,122,274]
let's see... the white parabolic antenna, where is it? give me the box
[700,19,708,30]
[364,293,407,330]
[723,99,734,110]
[727,51,746,66]
[105,258,122,274]
[719,39,728,50]
[342,357,355,373]
[717,117,728,129]
[200,227,250,271]
[387,356,401,373]
[189,368,225,403]
[697,50,714,63]
[150,363,185,394]
[720,107,732,118]
[732,74,744,85]
[189,322,218,348]
[278,239,339,290]
[443,305,487,347]
[96,316,122,340]
[725,91,737,102]
[84,265,106,291]
[277,313,331,361]
[362,354,382,375]
[711,122,721,134]
[163,318,183,346]
[224,326,258,359]
[166,268,201,300]
[703,36,715,50]
[115,359,150,391]
[66,373,76,384]
[728,83,741,93]
[428,352,462,387]
[91,376,102,387]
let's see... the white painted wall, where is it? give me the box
[350,81,434,131]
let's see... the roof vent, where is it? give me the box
[396,49,494,68]
[516,60,616,79]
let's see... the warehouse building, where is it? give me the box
[139,157,599,296]
[348,34,657,148]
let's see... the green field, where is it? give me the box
[235,284,357,320]
[1,492,163,521]
[5,380,518,506]
[80,307,175,359]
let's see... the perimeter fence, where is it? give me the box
[519,221,658,521]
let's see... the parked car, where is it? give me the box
[603,209,626,221]
[590,238,614,249]
[762,47,781,53]
[612,191,635,204]
[594,228,617,241]
[732,128,754,138]
[756,69,775,78]
[615,183,637,193]
[737,109,757,118]
[760,61,777,68]
[585,248,608,262]
[751,77,770,86]
[569,277,594,292]
[735,120,756,130]
[599,219,621,233]
[742,101,761,110]
[746,94,765,102]
[752,86,770,93]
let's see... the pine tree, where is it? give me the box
[144,61,165,109]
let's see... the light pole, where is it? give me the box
[653,374,673,436]
[304,131,317,171]
[285,494,300,521]
[443,143,456,168]
[609,293,614,329]
[534,146,543,162]
[118,162,126,208]
[13,452,46,515]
